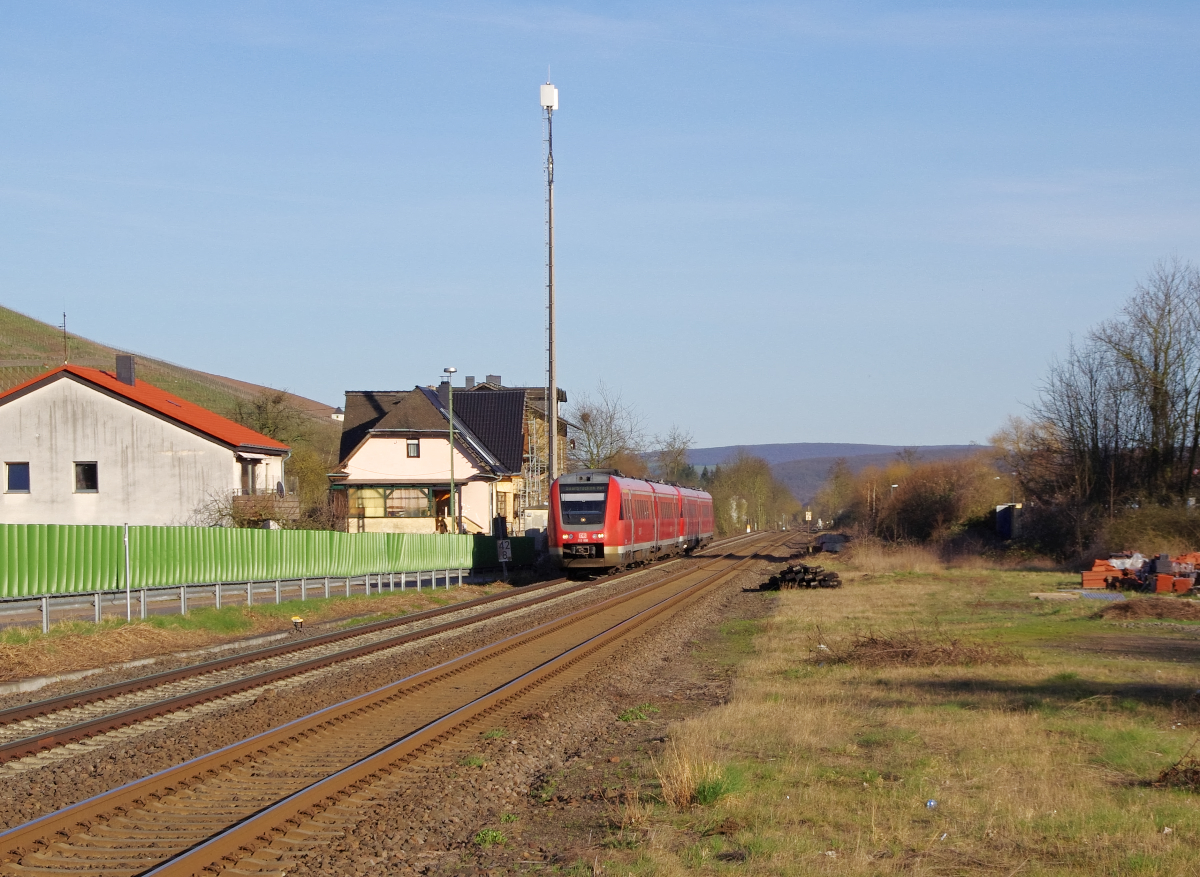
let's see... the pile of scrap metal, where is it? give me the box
[763,563,842,590]
[1081,551,1197,593]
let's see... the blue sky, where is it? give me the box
[1,2,1197,447]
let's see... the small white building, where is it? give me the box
[0,357,290,526]
[330,386,525,535]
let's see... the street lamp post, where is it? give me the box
[444,367,457,534]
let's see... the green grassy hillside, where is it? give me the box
[0,305,335,421]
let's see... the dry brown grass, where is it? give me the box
[840,540,945,574]
[618,786,654,830]
[841,538,1058,575]
[651,739,723,810]
[0,626,226,681]
[1098,596,1200,622]
[818,628,1024,668]
[623,567,1200,875]
[0,583,514,683]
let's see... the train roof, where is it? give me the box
[557,470,711,498]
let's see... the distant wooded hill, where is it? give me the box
[689,443,983,504]
[0,304,335,422]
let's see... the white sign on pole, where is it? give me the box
[497,540,513,563]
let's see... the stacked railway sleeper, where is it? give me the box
[0,533,790,876]
[763,562,842,590]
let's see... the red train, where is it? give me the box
[549,469,715,570]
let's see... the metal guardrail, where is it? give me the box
[0,569,468,633]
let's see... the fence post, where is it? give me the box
[458,568,464,586]
[41,595,49,634]
[139,588,146,619]
[247,581,253,606]
[215,583,222,609]
[301,577,306,601]
[400,571,406,591]
[180,585,187,615]
[94,592,101,624]
[275,580,281,604]
[389,572,394,592]
[345,577,350,598]
[124,523,131,622]
[324,576,329,599]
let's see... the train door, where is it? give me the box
[621,490,633,546]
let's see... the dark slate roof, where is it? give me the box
[451,390,527,474]
[340,385,534,476]
[338,390,446,462]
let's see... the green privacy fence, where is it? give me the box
[0,525,534,598]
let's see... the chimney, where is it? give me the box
[486,374,501,386]
[115,354,136,386]
[465,376,475,390]
[437,380,449,406]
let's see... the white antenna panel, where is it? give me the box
[540,83,559,110]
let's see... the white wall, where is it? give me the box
[342,436,497,534]
[0,378,260,526]
[341,436,480,483]
[460,480,492,533]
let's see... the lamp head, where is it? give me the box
[444,367,457,375]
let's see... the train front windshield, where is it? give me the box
[560,491,607,525]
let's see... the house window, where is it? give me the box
[497,492,508,518]
[386,488,432,517]
[5,463,29,493]
[407,439,420,458]
[74,462,99,493]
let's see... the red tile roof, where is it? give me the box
[0,365,289,452]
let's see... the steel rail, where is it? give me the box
[151,538,781,876]
[0,532,748,735]
[0,541,746,764]
[0,535,784,876]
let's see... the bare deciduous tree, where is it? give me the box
[653,425,695,483]
[996,259,1200,554]
[567,383,646,472]
[231,390,310,446]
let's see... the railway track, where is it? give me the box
[0,533,787,876]
[0,534,766,769]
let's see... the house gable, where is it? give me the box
[0,366,288,454]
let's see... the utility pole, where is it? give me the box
[444,367,457,533]
[540,80,559,484]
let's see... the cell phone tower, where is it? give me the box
[540,79,559,481]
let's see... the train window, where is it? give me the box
[560,490,607,525]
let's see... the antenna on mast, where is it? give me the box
[540,78,560,483]
[59,312,68,364]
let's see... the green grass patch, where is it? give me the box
[473,828,505,848]
[618,704,660,722]
[694,764,744,806]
